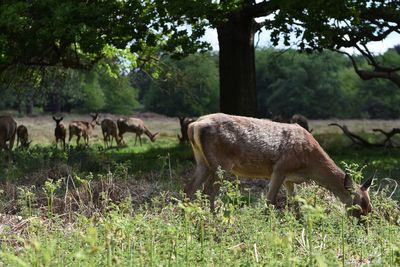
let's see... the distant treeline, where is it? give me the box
[1,48,399,119]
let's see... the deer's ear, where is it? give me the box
[361,177,373,191]
[344,173,354,192]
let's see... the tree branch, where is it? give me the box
[372,128,400,147]
[335,49,400,87]
[243,0,279,19]
[328,123,383,147]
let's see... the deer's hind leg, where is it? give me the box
[200,149,234,211]
[185,158,210,199]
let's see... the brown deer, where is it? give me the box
[101,118,122,148]
[16,125,31,148]
[68,113,100,146]
[0,115,17,151]
[178,116,197,143]
[53,116,66,149]
[185,113,373,218]
[117,117,158,146]
[290,114,311,132]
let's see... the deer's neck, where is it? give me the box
[144,128,153,139]
[311,149,352,206]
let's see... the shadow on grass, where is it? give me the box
[1,137,400,199]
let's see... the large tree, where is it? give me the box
[179,0,400,116]
[1,0,399,116]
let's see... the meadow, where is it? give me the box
[0,113,399,266]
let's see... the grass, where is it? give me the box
[0,178,399,266]
[0,114,399,266]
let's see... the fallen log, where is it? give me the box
[372,128,400,147]
[328,123,394,147]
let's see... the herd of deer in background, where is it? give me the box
[0,113,159,151]
[0,112,310,152]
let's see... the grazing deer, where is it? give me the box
[178,116,197,143]
[101,119,122,148]
[117,117,158,146]
[185,113,372,217]
[0,115,17,151]
[16,125,31,148]
[68,113,100,146]
[53,116,66,149]
[290,114,311,132]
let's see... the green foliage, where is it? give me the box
[266,1,400,54]
[341,162,367,184]
[97,70,139,115]
[142,53,219,116]
[257,49,348,118]
[0,0,211,71]
[41,67,85,113]
[0,180,399,266]
[79,71,106,112]
[256,48,400,119]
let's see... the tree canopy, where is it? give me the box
[0,0,209,72]
[1,0,399,116]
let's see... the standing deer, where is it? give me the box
[16,125,31,148]
[101,118,122,148]
[0,115,17,151]
[53,116,66,149]
[68,113,100,146]
[117,117,158,146]
[185,113,372,218]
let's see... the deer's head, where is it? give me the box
[150,132,159,142]
[52,116,64,125]
[90,113,100,126]
[345,174,373,218]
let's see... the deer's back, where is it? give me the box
[101,119,117,132]
[118,118,145,133]
[190,113,318,177]
[55,123,66,136]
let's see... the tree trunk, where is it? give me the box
[25,98,33,115]
[217,12,258,117]
[17,99,23,115]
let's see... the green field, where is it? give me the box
[0,115,399,266]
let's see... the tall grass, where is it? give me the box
[0,132,399,266]
[0,171,399,266]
